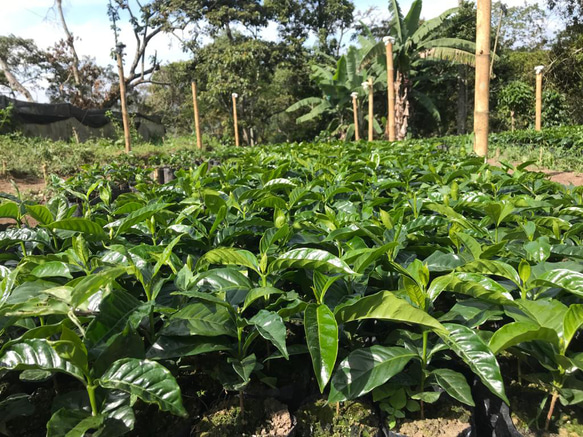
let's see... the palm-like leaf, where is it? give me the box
[286,97,326,113]
[411,8,459,45]
[412,90,441,122]
[389,0,405,42]
[404,0,423,40]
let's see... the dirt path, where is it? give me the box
[0,177,46,198]
[487,158,583,186]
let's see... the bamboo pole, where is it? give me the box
[473,0,492,157]
[363,78,374,141]
[384,36,396,141]
[115,43,131,154]
[535,66,544,131]
[351,92,360,141]
[191,82,203,150]
[232,93,240,147]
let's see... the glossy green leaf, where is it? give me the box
[70,267,127,308]
[0,339,84,382]
[47,409,104,437]
[249,310,288,359]
[563,304,583,352]
[328,346,415,403]
[440,323,508,404]
[533,269,583,297]
[196,248,259,273]
[98,358,187,417]
[488,321,560,354]
[243,287,285,311]
[335,290,446,333]
[26,204,53,225]
[163,301,237,337]
[432,368,475,406]
[270,248,355,274]
[31,261,73,279]
[46,218,105,237]
[304,303,338,393]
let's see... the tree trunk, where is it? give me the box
[457,65,467,134]
[56,0,81,86]
[0,58,35,102]
[394,71,410,141]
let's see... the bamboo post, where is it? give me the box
[535,65,544,131]
[191,82,203,150]
[362,78,374,141]
[474,0,492,157]
[383,36,396,141]
[115,43,131,154]
[232,93,240,147]
[351,92,360,141]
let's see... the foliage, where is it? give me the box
[1,137,583,434]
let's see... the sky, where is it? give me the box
[0,0,550,101]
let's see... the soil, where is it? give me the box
[0,177,46,198]
[192,397,294,437]
[487,158,583,186]
[398,417,468,437]
[294,398,382,436]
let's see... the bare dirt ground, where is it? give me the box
[488,158,583,186]
[0,177,46,198]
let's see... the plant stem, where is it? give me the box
[420,330,429,420]
[148,308,156,343]
[87,384,99,416]
[239,389,245,423]
[544,390,559,431]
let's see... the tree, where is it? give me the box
[286,42,384,140]
[372,0,476,139]
[0,36,46,102]
[187,33,314,145]
[547,23,583,123]
[266,0,355,54]
[546,0,582,25]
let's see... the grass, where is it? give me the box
[1,125,582,180]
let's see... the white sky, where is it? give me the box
[0,0,555,101]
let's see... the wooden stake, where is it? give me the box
[351,92,360,141]
[368,77,374,141]
[384,36,396,141]
[191,82,203,150]
[115,44,131,154]
[535,66,544,131]
[232,93,240,147]
[473,0,491,157]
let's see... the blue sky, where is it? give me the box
[1,0,541,101]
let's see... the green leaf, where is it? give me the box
[270,248,355,274]
[335,290,446,333]
[47,409,104,437]
[458,260,521,286]
[107,203,170,236]
[563,304,583,352]
[196,248,259,273]
[163,301,237,337]
[533,269,583,297]
[249,310,288,359]
[488,321,560,355]
[304,303,338,393]
[26,204,54,225]
[0,339,84,382]
[243,287,285,312]
[31,261,73,279]
[70,267,127,308]
[411,391,441,403]
[46,219,105,237]
[98,358,187,417]
[328,346,416,403]
[432,369,475,406]
[0,202,19,219]
[147,336,232,360]
[440,323,508,404]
